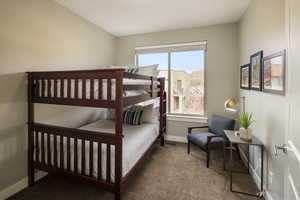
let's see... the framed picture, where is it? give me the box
[250,51,263,91]
[262,50,286,95]
[240,64,251,89]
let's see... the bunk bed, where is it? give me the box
[27,68,167,200]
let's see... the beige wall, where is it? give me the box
[0,0,117,191]
[239,0,286,199]
[116,24,239,137]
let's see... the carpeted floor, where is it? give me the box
[9,142,260,200]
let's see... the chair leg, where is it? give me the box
[206,151,210,168]
[187,141,190,154]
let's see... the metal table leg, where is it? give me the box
[230,142,233,192]
[230,145,264,198]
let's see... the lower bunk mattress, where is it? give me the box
[34,120,159,182]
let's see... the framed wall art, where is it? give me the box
[240,64,251,90]
[262,50,286,95]
[250,51,263,91]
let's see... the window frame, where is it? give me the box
[135,45,207,118]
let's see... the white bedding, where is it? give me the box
[35,120,159,182]
[38,78,158,100]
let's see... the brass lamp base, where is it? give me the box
[240,137,252,142]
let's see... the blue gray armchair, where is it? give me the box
[187,114,236,168]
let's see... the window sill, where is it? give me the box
[167,115,207,123]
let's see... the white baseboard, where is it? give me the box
[165,135,187,143]
[239,149,273,200]
[0,171,47,200]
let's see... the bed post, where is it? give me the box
[27,73,35,186]
[115,70,123,200]
[159,78,166,146]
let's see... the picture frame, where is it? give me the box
[250,51,263,91]
[240,64,251,90]
[262,50,286,95]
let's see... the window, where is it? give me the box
[136,42,206,117]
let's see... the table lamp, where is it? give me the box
[224,96,245,114]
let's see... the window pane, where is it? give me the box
[138,53,168,71]
[170,50,205,115]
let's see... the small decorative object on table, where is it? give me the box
[238,113,254,142]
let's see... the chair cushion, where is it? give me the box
[208,114,235,137]
[187,132,224,148]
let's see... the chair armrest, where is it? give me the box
[188,126,209,133]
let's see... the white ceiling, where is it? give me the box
[56,0,251,37]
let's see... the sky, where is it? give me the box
[138,50,205,73]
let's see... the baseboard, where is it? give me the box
[0,171,47,200]
[165,135,187,143]
[239,149,273,200]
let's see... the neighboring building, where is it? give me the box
[158,69,204,115]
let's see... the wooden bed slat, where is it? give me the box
[74,138,78,174]
[98,79,102,100]
[107,79,111,100]
[54,79,57,98]
[41,79,46,97]
[75,79,78,99]
[90,79,94,100]
[47,133,51,165]
[54,134,58,168]
[106,144,111,183]
[41,132,45,164]
[89,141,94,177]
[60,79,64,98]
[60,135,64,169]
[35,131,39,163]
[82,79,86,100]
[67,136,71,171]
[82,139,85,175]
[47,79,51,97]
[67,79,71,99]
[98,142,102,180]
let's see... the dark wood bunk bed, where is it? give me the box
[27,68,167,200]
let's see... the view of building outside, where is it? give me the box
[137,50,205,116]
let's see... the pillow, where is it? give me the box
[123,106,143,125]
[141,103,159,123]
[108,65,139,74]
[137,65,159,77]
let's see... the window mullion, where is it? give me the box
[168,52,171,113]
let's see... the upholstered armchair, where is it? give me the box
[187,114,236,168]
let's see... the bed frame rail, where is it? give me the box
[28,69,160,108]
[29,122,119,192]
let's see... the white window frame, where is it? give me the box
[135,41,207,118]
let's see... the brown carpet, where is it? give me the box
[9,143,259,200]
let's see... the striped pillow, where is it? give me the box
[124,67,139,74]
[123,107,143,125]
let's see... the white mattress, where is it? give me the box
[34,120,159,182]
[38,78,158,100]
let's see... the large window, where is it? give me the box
[136,42,206,116]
